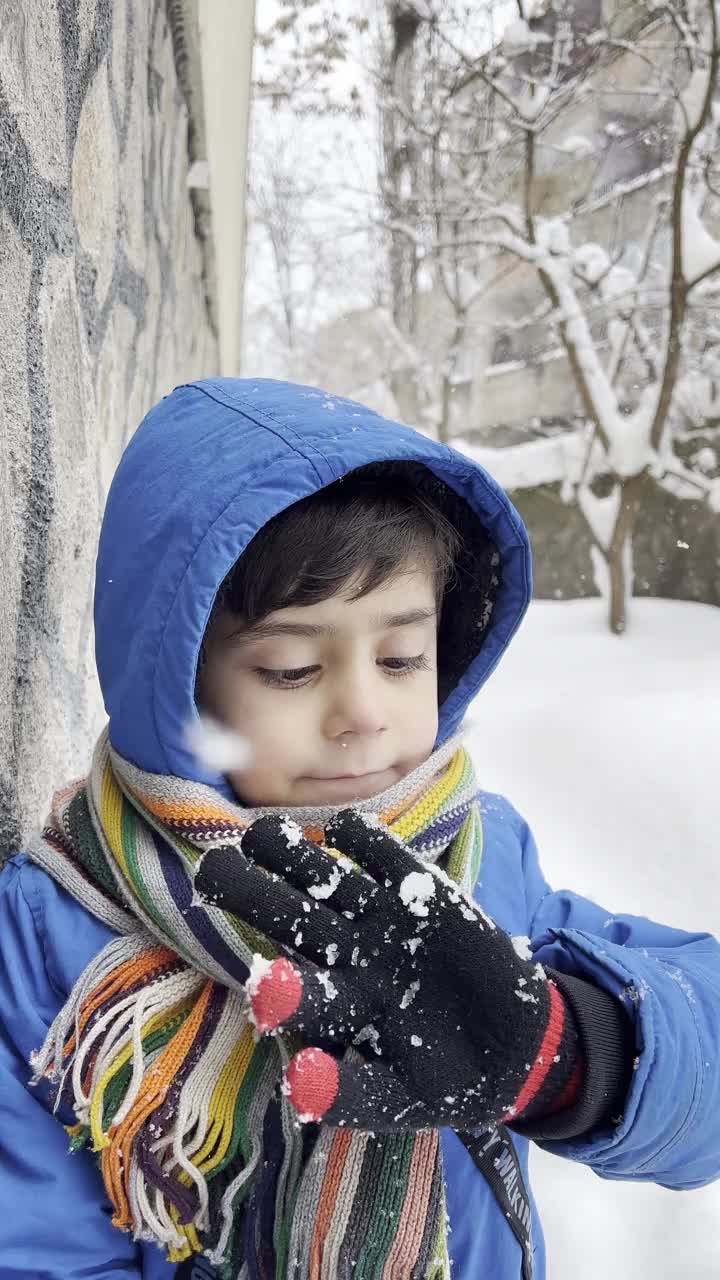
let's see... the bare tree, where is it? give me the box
[374,0,720,632]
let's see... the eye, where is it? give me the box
[379,655,430,677]
[255,665,320,689]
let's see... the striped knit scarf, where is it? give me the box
[26,728,482,1280]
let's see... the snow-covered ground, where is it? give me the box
[466,598,720,1280]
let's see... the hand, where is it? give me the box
[195,810,580,1131]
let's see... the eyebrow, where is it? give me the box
[224,606,437,646]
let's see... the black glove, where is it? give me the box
[195,809,583,1131]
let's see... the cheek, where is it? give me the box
[218,680,309,770]
[396,672,439,747]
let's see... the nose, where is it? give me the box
[324,668,388,741]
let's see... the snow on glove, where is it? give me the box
[195,810,583,1132]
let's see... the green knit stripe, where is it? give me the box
[354,1133,417,1280]
[66,791,125,905]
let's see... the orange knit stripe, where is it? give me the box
[101,979,215,1228]
[132,793,242,825]
[62,946,178,1059]
[308,1129,352,1280]
[302,825,324,845]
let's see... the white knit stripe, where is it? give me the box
[29,933,150,1093]
[23,830,136,935]
[129,1149,186,1249]
[166,989,248,1163]
[70,991,141,1123]
[320,1131,372,1280]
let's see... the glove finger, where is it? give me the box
[195,846,354,965]
[241,815,375,919]
[247,955,371,1040]
[284,1046,432,1130]
[324,810,417,888]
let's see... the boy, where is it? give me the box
[0,377,718,1280]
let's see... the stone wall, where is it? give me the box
[0,0,218,859]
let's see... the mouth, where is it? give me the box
[298,767,398,797]
[307,769,392,782]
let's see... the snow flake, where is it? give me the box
[511,936,533,962]
[400,980,420,1010]
[309,867,342,900]
[280,818,303,847]
[245,954,273,999]
[354,1024,381,1054]
[399,871,436,918]
[185,714,252,772]
[316,971,338,1001]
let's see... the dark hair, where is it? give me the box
[212,463,460,628]
[198,462,500,704]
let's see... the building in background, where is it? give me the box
[0,0,255,858]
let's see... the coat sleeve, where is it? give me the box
[0,856,168,1279]
[513,808,720,1191]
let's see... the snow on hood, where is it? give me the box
[95,379,532,798]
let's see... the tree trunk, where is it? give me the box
[606,472,647,634]
[607,535,630,634]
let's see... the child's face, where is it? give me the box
[198,561,440,806]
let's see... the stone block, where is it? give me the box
[0,0,67,185]
[71,58,120,308]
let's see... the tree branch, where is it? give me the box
[649,0,720,453]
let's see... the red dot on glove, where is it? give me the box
[249,957,303,1033]
[285,1048,339,1121]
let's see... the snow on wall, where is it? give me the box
[0,0,218,860]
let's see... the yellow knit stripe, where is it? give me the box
[391,749,465,843]
[100,761,131,880]
[167,1214,201,1262]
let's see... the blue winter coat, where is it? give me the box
[1,378,719,1279]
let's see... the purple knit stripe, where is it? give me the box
[244,1100,285,1280]
[409,801,473,852]
[153,830,255,985]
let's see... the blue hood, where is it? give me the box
[95,378,532,797]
